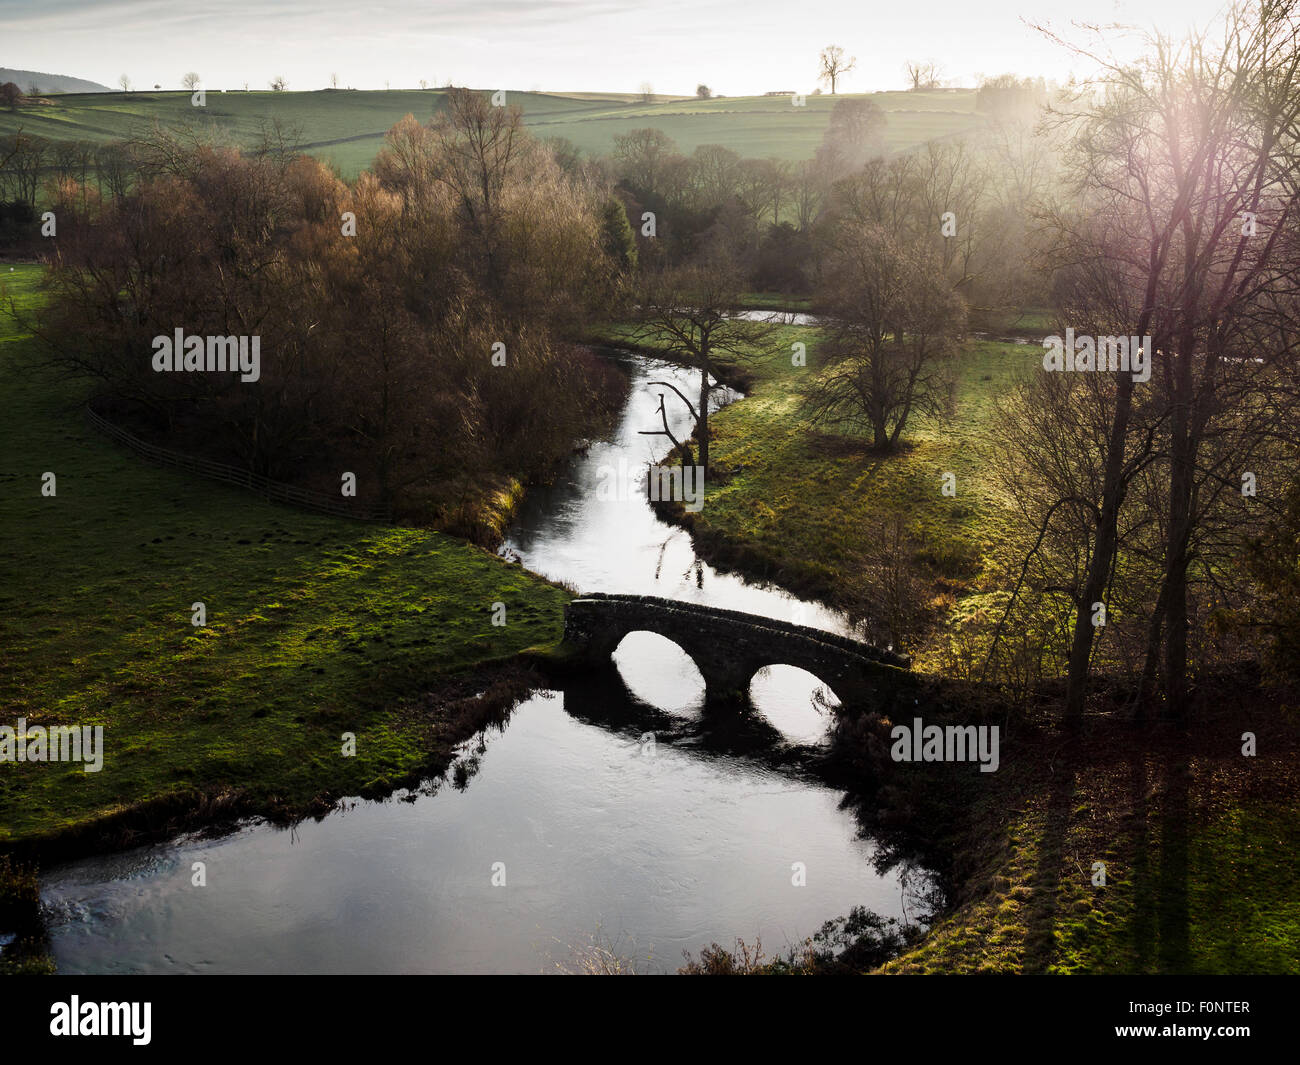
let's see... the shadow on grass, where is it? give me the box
[1125,725,1192,972]
[1021,736,1079,973]
[1157,730,1191,972]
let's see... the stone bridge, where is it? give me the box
[561,593,911,709]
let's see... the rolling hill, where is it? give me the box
[0,87,987,174]
[0,68,112,94]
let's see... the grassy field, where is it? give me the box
[0,88,988,176]
[0,264,570,847]
[702,328,1027,591]
[739,292,815,311]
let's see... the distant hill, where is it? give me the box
[0,87,986,176]
[0,68,112,94]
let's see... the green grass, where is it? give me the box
[739,292,814,311]
[707,329,1030,564]
[974,305,1056,338]
[0,264,570,845]
[1,88,989,177]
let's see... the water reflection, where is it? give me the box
[731,309,821,326]
[502,352,858,638]
[43,678,900,975]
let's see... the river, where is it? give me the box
[38,349,918,974]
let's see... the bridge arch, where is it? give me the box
[609,630,706,711]
[748,661,844,703]
[562,593,909,710]
[748,663,842,743]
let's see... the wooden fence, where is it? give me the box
[83,403,392,522]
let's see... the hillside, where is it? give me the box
[0,68,112,94]
[0,87,987,175]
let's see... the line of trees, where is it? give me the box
[606,97,891,282]
[596,3,1300,715]
[19,28,1296,712]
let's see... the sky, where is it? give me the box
[2,0,1238,96]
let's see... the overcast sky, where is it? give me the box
[4,0,1235,95]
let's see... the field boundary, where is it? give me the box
[83,401,392,522]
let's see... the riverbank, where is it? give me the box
[738,292,813,313]
[0,265,572,860]
[598,315,1300,974]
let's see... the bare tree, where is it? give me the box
[612,127,677,193]
[0,132,19,181]
[182,72,201,91]
[426,87,527,296]
[545,135,582,174]
[735,157,780,222]
[904,60,942,91]
[635,253,776,474]
[1005,3,1300,720]
[0,131,49,205]
[639,81,655,104]
[805,222,965,450]
[760,156,793,223]
[688,143,741,207]
[50,138,94,185]
[791,157,830,231]
[94,140,134,199]
[818,45,856,94]
[118,74,131,93]
[270,75,287,92]
[814,97,887,178]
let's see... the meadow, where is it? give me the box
[0,87,988,176]
[5,67,1296,971]
[0,263,570,847]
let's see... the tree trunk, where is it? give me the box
[1163,337,1196,723]
[697,366,710,474]
[1064,372,1135,721]
[1136,573,1170,724]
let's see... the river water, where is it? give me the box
[38,350,914,975]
